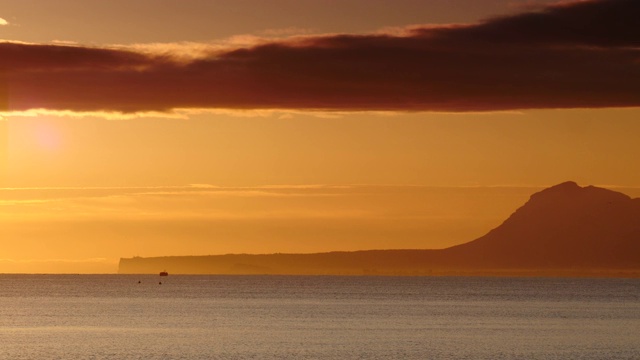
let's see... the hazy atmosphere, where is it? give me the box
[1,0,639,273]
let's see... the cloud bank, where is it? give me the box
[1,0,639,113]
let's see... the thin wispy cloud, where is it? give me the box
[0,17,8,26]
[1,0,638,114]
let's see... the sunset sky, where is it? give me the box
[1,0,639,273]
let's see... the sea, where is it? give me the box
[0,275,638,360]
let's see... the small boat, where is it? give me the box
[159,271,168,276]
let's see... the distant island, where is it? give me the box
[118,182,640,277]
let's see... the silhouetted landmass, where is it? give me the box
[119,182,640,277]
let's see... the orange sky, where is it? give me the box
[1,0,639,273]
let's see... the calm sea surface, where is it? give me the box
[0,275,638,359]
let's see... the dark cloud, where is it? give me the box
[1,0,639,113]
[0,42,152,71]
[420,0,640,47]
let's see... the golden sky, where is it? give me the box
[1,0,639,273]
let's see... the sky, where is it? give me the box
[1,0,639,273]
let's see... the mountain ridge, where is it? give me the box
[119,181,640,277]
[440,181,640,269]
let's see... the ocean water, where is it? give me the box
[0,275,638,359]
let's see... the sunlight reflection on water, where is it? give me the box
[0,275,638,359]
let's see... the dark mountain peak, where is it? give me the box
[447,181,640,268]
[548,180,580,190]
[525,181,630,210]
[503,182,635,231]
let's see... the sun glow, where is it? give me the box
[0,0,638,274]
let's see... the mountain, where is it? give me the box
[440,181,640,269]
[119,182,640,277]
